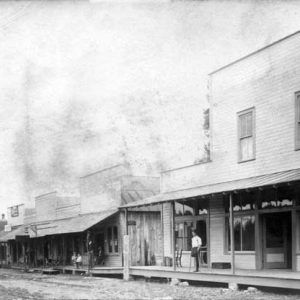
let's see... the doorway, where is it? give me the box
[262,212,292,269]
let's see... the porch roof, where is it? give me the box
[29,209,118,238]
[0,226,28,242]
[120,168,300,208]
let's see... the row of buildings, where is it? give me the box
[1,31,300,278]
[0,164,161,269]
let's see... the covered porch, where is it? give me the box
[2,209,122,269]
[121,168,300,281]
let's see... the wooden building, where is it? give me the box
[1,164,161,270]
[122,31,300,274]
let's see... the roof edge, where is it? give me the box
[209,30,300,76]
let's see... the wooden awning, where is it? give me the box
[28,209,118,238]
[120,168,300,208]
[0,226,28,242]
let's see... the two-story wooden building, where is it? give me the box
[122,31,300,274]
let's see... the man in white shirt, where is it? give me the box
[191,230,202,272]
[76,253,82,269]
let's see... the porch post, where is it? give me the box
[42,238,45,268]
[207,196,211,268]
[229,192,235,274]
[161,203,164,260]
[16,241,19,266]
[22,242,25,270]
[34,239,37,267]
[291,209,297,272]
[125,208,128,235]
[171,201,176,271]
[62,236,66,266]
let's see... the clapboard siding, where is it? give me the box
[161,32,300,193]
[56,204,80,220]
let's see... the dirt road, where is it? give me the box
[0,268,299,299]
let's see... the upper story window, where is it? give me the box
[296,92,300,150]
[238,108,255,162]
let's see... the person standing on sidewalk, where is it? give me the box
[191,230,202,272]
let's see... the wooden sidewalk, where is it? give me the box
[129,266,300,290]
[53,265,123,276]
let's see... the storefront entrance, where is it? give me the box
[262,212,292,269]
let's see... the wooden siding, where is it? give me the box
[128,211,163,266]
[161,32,300,193]
[79,165,130,197]
[35,193,57,222]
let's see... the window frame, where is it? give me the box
[224,213,256,254]
[237,107,256,163]
[106,225,119,254]
[295,92,300,150]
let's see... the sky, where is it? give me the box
[0,0,300,213]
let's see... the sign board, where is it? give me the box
[127,220,136,226]
[4,224,11,232]
[10,206,19,218]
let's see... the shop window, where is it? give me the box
[107,226,118,254]
[175,221,192,251]
[227,215,255,251]
[224,192,256,213]
[175,202,184,216]
[195,199,208,215]
[277,186,294,207]
[295,186,300,207]
[260,187,293,209]
[175,200,194,216]
[260,188,277,209]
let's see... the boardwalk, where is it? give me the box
[129,266,300,290]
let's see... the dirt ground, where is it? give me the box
[0,268,299,300]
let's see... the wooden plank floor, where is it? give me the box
[129,266,300,290]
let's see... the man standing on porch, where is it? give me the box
[191,230,202,272]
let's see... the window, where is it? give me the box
[296,92,300,150]
[107,226,118,254]
[175,199,208,216]
[259,187,293,209]
[238,108,255,162]
[175,201,194,216]
[224,192,256,213]
[227,215,255,251]
[175,221,193,251]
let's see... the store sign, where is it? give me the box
[127,220,136,226]
[11,206,19,218]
